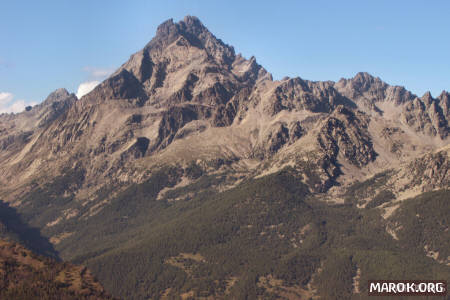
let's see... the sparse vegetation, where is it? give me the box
[390,190,450,263]
[344,170,393,205]
[365,190,395,209]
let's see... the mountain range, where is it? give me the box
[0,16,448,299]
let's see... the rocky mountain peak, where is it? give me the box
[353,71,378,82]
[438,91,449,105]
[439,90,449,99]
[155,18,176,36]
[438,91,449,118]
[154,16,205,38]
[421,91,433,105]
[349,72,386,92]
[145,16,235,64]
[180,15,207,34]
[42,88,72,104]
[334,72,387,105]
[32,88,77,128]
[100,16,247,110]
[334,72,418,108]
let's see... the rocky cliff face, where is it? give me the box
[335,72,449,138]
[0,89,76,185]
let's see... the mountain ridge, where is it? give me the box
[0,16,448,299]
[0,16,448,204]
[0,15,447,216]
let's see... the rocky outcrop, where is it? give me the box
[316,106,377,189]
[336,73,449,138]
[262,123,290,157]
[0,88,76,166]
[335,72,389,103]
[0,131,33,151]
[404,150,449,192]
[335,72,414,106]
[402,92,449,138]
[438,91,449,120]
[87,69,147,102]
[154,105,211,151]
[265,78,354,116]
[145,16,236,66]
[253,121,304,159]
[34,88,78,128]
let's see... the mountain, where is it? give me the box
[0,16,448,299]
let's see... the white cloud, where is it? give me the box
[8,100,27,113]
[76,81,100,99]
[75,66,114,99]
[83,66,114,79]
[0,92,14,104]
[0,92,35,114]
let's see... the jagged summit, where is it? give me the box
[40,88,76,106]
[44,88,71,101]
[421,91,433,103]
[85,15,270,120]
[154,16,208,39]
[337,72,387,94]
[335,71,416,106]
[353,71,381,82]
[143,16,235,66]
[438,91,449,119]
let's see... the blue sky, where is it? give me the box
[1,0,449,112]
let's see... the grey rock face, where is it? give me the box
[316,106,377,190]
[335,73,449,138]
[266,78,353,116]
[155,105,211,151]
[402,93,449,138]
[0,88,76,159]
[31,88,78,128]
[88,69,147,101]
[252,121,305,159]
[438,91,450,119]
[145,16,235,67]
